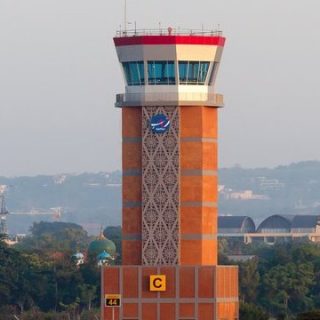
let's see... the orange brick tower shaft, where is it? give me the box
[102,29,239,320]
[117,34,225,267]
[122,106,219,266]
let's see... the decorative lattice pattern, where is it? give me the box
[142,106,180,265]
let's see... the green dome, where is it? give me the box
[88,237,116,257]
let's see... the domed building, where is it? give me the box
[97,250,115,266]
[71,252,85,266]
[88,231,116,264]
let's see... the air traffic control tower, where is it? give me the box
[102,28,239,320]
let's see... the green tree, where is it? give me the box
[261,262,314,316]
[240,302,269,320]
[16,222,90,257]
[78,284,97,311]
[239,258,260,303]
[297,310,320,320]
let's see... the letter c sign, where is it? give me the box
[150,275,166,291]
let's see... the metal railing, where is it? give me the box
[115,92,224,107]
[115,28,223,38]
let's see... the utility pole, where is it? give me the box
[124,0,127,34]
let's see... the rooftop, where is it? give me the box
[218,216,256,233]
[114,28,225,47]
[115,27,223,38]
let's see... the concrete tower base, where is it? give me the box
[102,265,238,320]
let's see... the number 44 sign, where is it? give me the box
[105,294,121,307]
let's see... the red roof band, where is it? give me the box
[114,35,226,47]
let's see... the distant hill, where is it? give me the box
[2,161,320,234]
[219,161,320,221]
[0,172,121,234]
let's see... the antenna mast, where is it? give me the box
[124,0,127,34]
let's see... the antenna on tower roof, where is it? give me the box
[124,0,127,34]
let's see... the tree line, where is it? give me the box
[0,222,107,319]
[3,222,320,319]
[220,238,320,319]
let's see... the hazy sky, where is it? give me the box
[1,0,320,176]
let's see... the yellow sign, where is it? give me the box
[149,275,166,291]
[105,294,121,307]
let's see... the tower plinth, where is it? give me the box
[102,28,239,320]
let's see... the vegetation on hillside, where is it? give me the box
[219,161,320,218]
[3,161,320,233]
[1,172,121,234]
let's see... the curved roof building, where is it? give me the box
[218,216,256,234]
[257,215,294,233]
[257,214,320,233]
[218,214,320,244]
[291,215,320,232]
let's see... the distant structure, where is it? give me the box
[102,27,239,320]
[218,216,256,236]
[219,186,269,200]
[71,252,85,266]
[256,176,285,191]
[0,194,9,235]
[218,214,320,244]
[10,207,63,220]
[97,250,115,267]
[88,231,116,266]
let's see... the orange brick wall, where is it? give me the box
[102,265,239,320]
[122,108,142,265]
[180,106,218,265]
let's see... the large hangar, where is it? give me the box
[257,215,320,234]
[218,216,255,235]
[218,214,320,244]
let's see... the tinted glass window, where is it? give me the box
[187,61,200,83]
[148,61,175,85]
[178,62,188,84]
[178,61,210,85]
[122,61,144,86]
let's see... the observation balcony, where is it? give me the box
[115,92,224,108]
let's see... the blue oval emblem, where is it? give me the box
[150,114,170,134]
